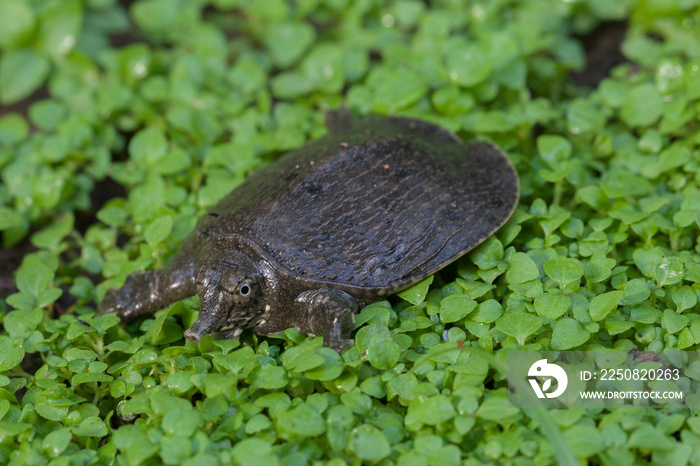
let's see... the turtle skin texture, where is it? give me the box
[99,113,519,352]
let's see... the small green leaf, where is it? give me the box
[113,425,159,465]
[164,371,194,394]
[217,347,256,374]
[567,98,606,134]
[544,257,583,289]
[0,113,29,145]
[440,294,477,323]
[201,373,237,398]
[627,425,675,450]
[155,147,191,175]
[631,304,661,324]
[369,67,428,113]
[653,257,684,287]
[350,424,391,461]
[276,404,326,438]
[672,286,697,313]
[0,0,36,48]
[341,392,372,416]
[159,435,193,465]
[398,276,434,305]
[470,236,504,270]
[0,336,24,372]
[589,291,623,321]
[304,347,345,380]
[606,318,634,335]
[248,364,288,389]
[92,313,122,334]
[38,0,82,58]
[74,417,108,438]
[270,71,313,98]
[36,403,68,422]
[620,278,651,305]
[471,299,503,323]
[129,126,168,166]
[0,207,24,231]
[577,186,607,209]
[281,345,325,373]
[0,49,50,104]
[584,256,617,283]
[232,438,274,466]
[367,335,401,370]
[551,318,590,350]
[265,22,315,68]
[633,248,664,277]
[620,83,663,127]
[662,309,689,334]
[446,42,493,88]
[28,100,65,132]
[432,86,476,116]
[97,203,129,227]
[15,261,53,297]
[244,414,272,435]
[144,215,173,247]
[537,135,572,167]
[534,293,571,320]
[302,43,344,93]
[162,408,202,437]
[31,213,74,251]
[130,0,177,33]
[475,395,519,421]
[496,312,542,345]
[42,427,72,458]
[407,394,456,426]
[5,292,33,310]
[506,252,540,284]
[3,308,43,338]
[563,425,604,457]
[71,373,113,385]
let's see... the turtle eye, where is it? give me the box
[235,278,255,298]
[221,274,256,297]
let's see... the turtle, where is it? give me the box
[99,111,519,352]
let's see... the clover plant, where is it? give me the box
[2,0,700,464]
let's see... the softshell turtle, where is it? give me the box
[99,112,519,351]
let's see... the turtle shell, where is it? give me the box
[201,115,519,294]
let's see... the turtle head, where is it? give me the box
[184,259,263,343]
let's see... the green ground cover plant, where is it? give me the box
[1,0,700,464]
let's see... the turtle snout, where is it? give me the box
[183,327,204,343]
[184,314,217,343]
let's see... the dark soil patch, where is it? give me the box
[0,247,26,299]
[74,176,128,235]
[571,21,628,87]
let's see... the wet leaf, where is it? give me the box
[0,49,50,104]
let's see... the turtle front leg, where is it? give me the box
[296,288,359,352]
[99,242,197,319]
